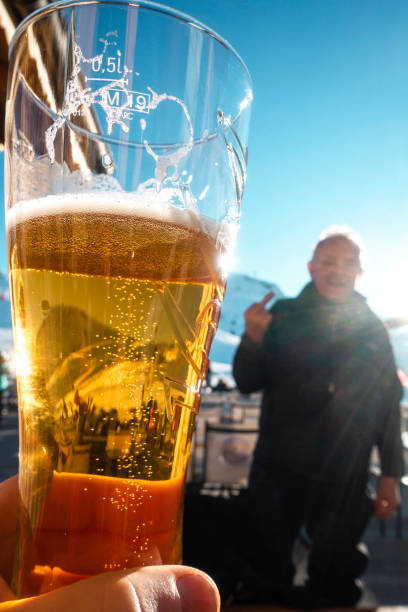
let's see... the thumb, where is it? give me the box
[0,566,220,612]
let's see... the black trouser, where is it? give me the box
[246,461,374,606]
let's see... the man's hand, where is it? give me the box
[244,291,274,343]
[0,477,220,612]
[375,476,401,520]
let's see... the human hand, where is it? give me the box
[244,291,274,343]
[0,477,17,588]
[0,565,220,612]
[0,477,220,612]
[374,476,401,520]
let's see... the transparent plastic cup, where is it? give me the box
[5,0,252,597]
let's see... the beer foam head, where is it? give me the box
[7,189,220,238]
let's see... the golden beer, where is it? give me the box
[8,192,225,596]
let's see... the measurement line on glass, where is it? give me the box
[86,77,129,84]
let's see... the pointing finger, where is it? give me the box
[259,291,275,308]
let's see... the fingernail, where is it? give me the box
[176,572,220,612]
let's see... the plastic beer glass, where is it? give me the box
[5,0,252,597]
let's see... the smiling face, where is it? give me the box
[307,236,362,303]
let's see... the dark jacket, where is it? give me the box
[233,282,403,484]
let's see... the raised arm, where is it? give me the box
[233,292,274,394]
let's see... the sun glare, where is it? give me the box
[219,253,236,277]
[384,264,408,319]
[14,337,32,379]
[368,260,408,321]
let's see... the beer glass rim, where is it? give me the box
[9,0,252,89]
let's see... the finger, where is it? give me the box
[258,291,275,308]
[127,566,220,612]
[0,576,16,603]
[0,476,18,584]
[375,499,395,519]
[375,507,390,519]
[376,510,393,520]
[0,476,18,538]
[0,566,220,612]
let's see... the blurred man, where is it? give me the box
[233,226,403,608]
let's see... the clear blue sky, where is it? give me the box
[2,0,408,318]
